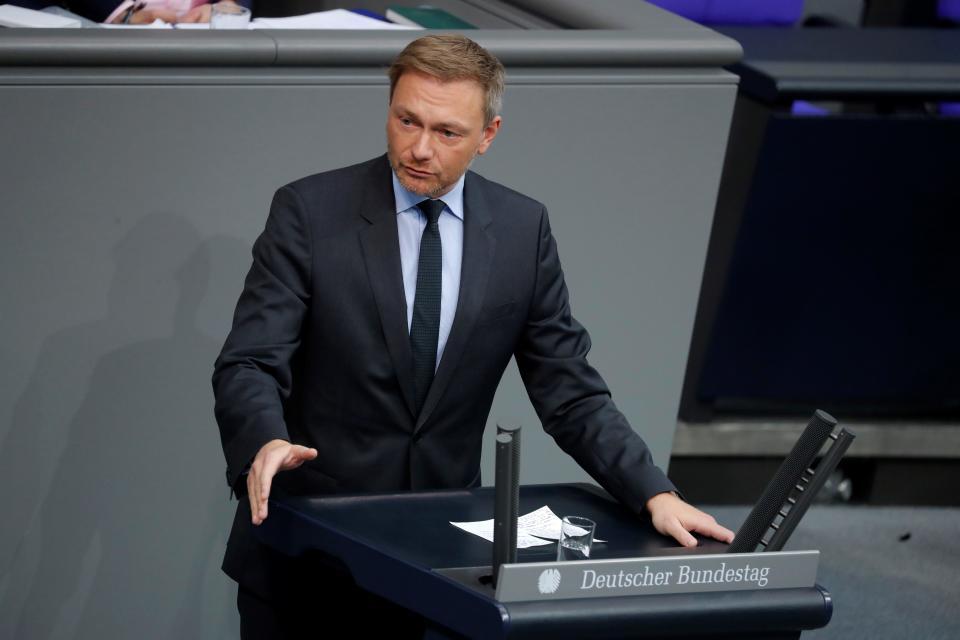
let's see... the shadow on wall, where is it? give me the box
[0,213,249,639]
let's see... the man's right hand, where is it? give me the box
[247,439,318,525]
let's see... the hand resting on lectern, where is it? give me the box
[645,492,735,547]
[247,439,318,526]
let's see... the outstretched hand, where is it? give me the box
[247,439,318,525]
[646,492,735,547]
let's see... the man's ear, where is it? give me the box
[476,116,502,155]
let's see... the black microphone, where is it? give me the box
[497,423,521,559]
[492,425,521,586]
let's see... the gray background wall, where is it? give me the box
[0,54,735,638]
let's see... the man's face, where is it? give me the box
[387,70,501,198]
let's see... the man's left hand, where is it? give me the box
[646,492,735,547]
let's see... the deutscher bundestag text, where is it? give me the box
[580,563,771,591]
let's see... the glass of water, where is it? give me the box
[557,516,596,561]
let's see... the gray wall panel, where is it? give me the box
[0,82,387,640]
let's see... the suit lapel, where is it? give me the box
[358,156,418,420]
[415,172,496,431]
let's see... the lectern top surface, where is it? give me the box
[278,483,726,570]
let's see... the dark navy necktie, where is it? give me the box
[410,198,445,415]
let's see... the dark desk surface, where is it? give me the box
[715,27,960,101]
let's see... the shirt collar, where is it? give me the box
[391,170,465,221]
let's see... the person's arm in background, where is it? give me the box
[102,0,252,24]
[1,0,250,23]
[212,184,316,526]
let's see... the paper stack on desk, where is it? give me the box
[251,9,419,30]
[451,505,605,548]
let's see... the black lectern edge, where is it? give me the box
[262,497,510,638]
[503,585,833,638]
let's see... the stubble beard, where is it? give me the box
[399,171,446,198]
[387,143,477,199]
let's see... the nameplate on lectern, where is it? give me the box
[494,550,819,603]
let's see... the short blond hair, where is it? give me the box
[388,34,505,126]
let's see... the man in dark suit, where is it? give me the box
[213,34,734,638]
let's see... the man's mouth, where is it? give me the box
[404,165,433,178]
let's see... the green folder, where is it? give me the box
[387,6,477,29]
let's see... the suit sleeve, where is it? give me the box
[212,185,312,492]
[514,207,678,514]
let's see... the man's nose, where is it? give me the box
[411,131,434,161]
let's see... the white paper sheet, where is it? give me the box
[451,505,604,548]
[101,19,172,29]
[452,506,553,548]
[251,8,420,30]
[173,22,218,29]
[450,518,554,548]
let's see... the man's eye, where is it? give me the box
[400,117,413,126]
[442,130,458,139]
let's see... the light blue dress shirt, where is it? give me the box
[392,171,465,370]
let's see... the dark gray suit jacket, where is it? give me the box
[212,154,676,595]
